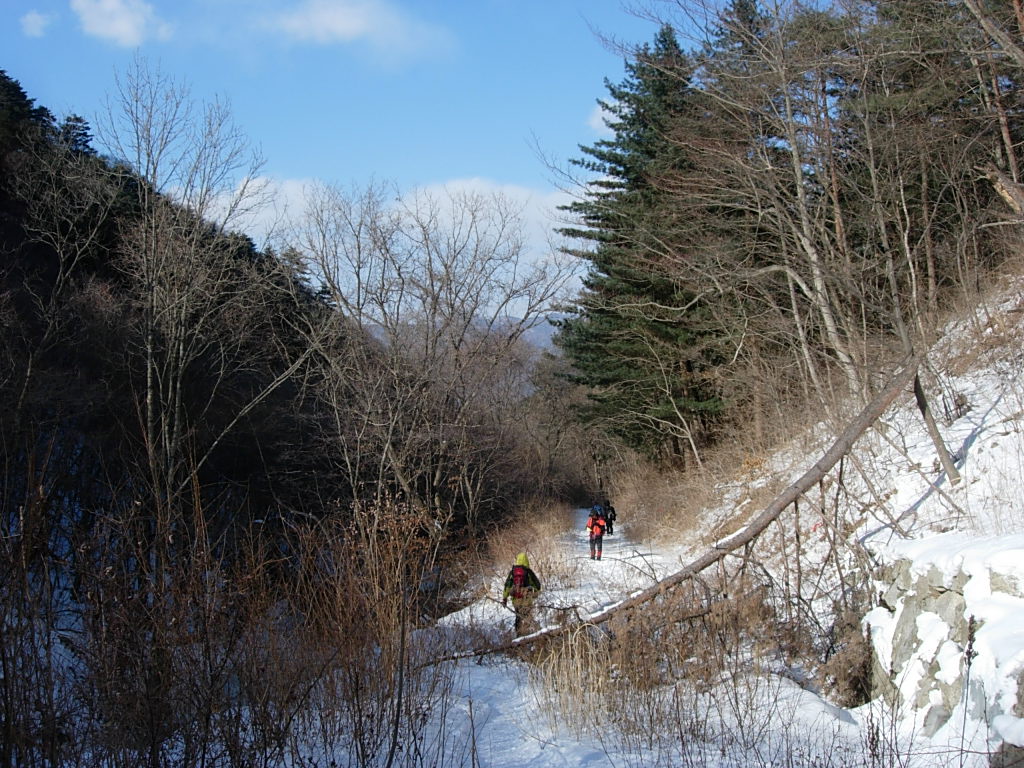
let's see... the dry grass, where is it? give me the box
[820,610,874,708]
[611,462,691,544]
[0,496,476,768]
[484,498,583,593]
[529,570,820,759]
[606,402,824,553]
[945,295,1024,377]
[530,625,611,736]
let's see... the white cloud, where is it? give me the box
[266,0,453,60]
[418,177,575,264]
[20,11,55,37]
[587,103,614,135]
[221,176,316,250]
[70,0,173,47]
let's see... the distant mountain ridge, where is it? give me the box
[520,314,562,351]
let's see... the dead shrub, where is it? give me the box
[531,574,807,759]
[531,624,611,735]
[50,493,467,768]
[611,463,708,546]
[821,610,874,708]
[601,400,821,554]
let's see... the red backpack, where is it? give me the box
[512,564,531,599]
[589,516,606,536]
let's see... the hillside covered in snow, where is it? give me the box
[429,280,1024,768]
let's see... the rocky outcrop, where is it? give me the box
[864,534,1024,745]
[868,560,972,735]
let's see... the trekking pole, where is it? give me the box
[485,595,517,612]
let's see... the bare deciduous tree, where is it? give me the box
[98,58,318,519]
[296,181,575,530]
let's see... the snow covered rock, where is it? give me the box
[865,533,1024,741]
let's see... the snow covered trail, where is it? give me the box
[431,507,868,768]
[424,297,1024,767]
[433,497,1007,767]
[430,508,681,767]
[439,506,673,639]
[441,658,613,768]
[554,506,668,617]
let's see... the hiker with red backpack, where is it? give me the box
[586,504,607,560]
[502,552,542,636]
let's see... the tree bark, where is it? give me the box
[962,0,1024,72]
[914,373,962,486]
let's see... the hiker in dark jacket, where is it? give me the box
[603,498,617,535]
[502,552,541,636]
[586,505,607,560]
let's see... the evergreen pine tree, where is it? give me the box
[555,25,724,463]
[0,69,54,154]
[58,114,96,155]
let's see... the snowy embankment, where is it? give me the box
[866,533,1024,749]
[855,292,1024,761]
[431,289,1024,767]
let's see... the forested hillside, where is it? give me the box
[556,0,1024,469]
[3,0,1024,765]
[0,62,586,767]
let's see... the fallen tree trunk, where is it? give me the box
[438,352,923,663]
[561,351,924,635]
[914,372,961,485]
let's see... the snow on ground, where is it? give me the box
[435,509,873,767]
[435,509,685,767]
[428,285,1024,767]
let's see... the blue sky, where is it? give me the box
[4,0,661,248]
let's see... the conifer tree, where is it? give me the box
[0,69,54,156]
[555,25,723,464]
